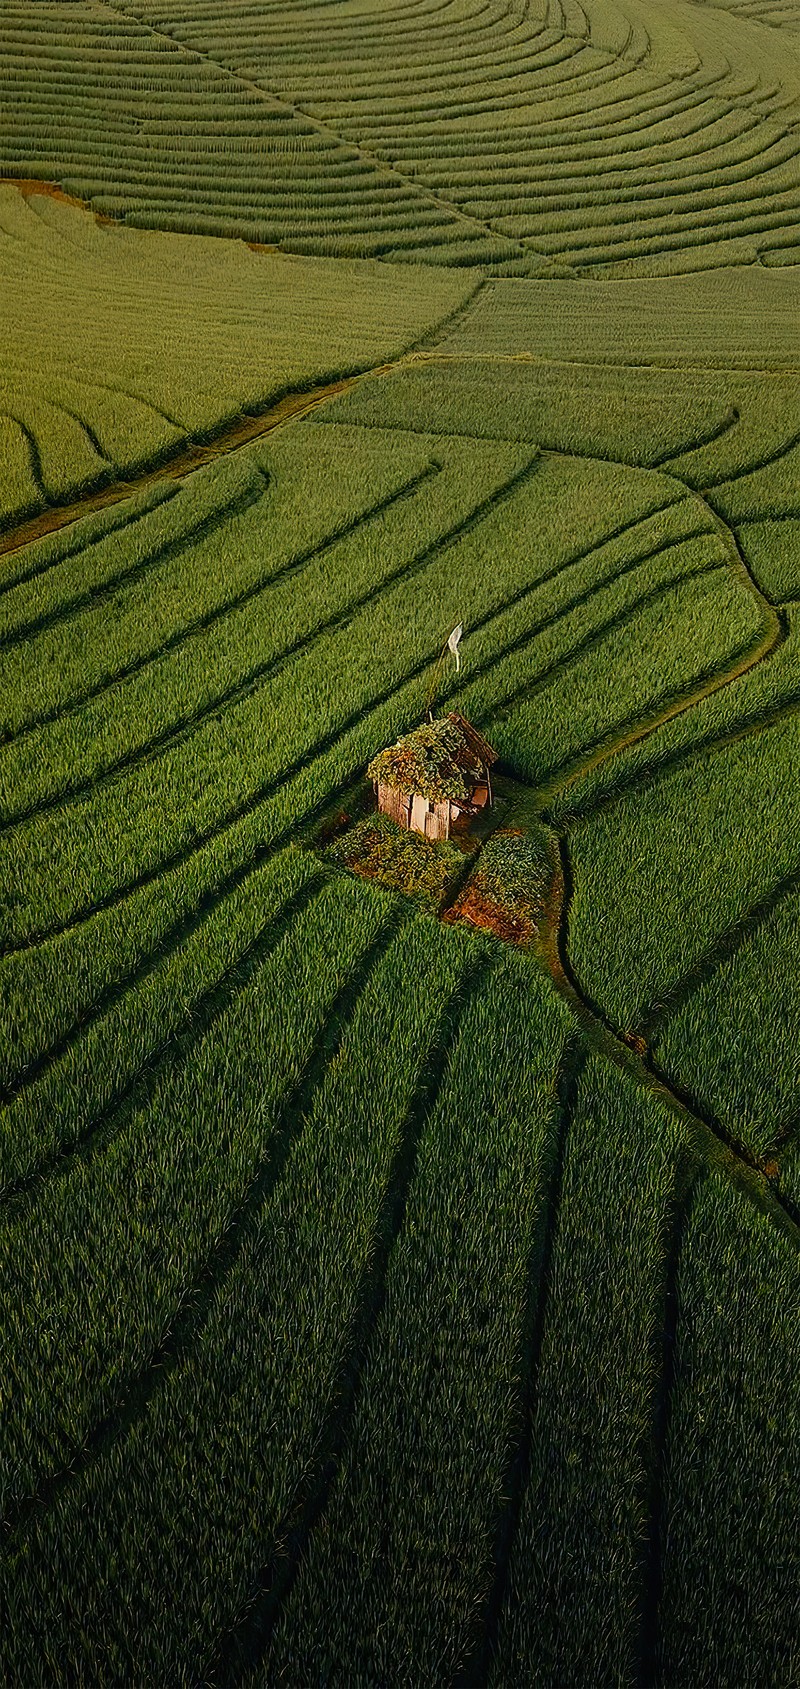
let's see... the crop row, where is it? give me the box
[700,0,800,27]
[653,879,800,1165]
[0,179,476,525]
[417,109,781,189]
[0,425,532,1076]
[553,600,800,848]
[481,560,764,793]
[324,358,721,462]
[491,1055,688,1687]
[0,454,267,661]
[0,427,738,952]
[323,361,800,476]
[161,0,796,271]
[0,0,511,266]
[0,841,320,1191]
[437,269,800,373]
[1,0,797,272]
[0,477,178,595]
[549,385,800,826]
[524,412,800,1178]
[0,859,399,1511]
[654,1171,800,1686]
[568,698,800,1031]
[257,951,571,1682]
[493,1047,800,1688]
[0,429,532,843]
[729,507,800,601]
[1,910,483,1681]
[0,425,432,742]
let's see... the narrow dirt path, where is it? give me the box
[533,478,784,807]
[535,827,800,1248]
[0,366,394,563]
[514,446,794,1236]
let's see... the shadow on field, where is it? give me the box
[455,1033,587,1685]
[1,893,407,1543]
[0,873,324,1204]
[635,1155,704,1689]
[207,944,493,1688]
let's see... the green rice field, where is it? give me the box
[2,0,800,1682]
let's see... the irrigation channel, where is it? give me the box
[3,327,797,1262]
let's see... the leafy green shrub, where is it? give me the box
[472,827,551,919]
[330,812,464,911]
[367,716,469,802]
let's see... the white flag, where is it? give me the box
[447,623,463,671]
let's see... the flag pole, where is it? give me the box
[424,623,463,721]
[424,636,451,722]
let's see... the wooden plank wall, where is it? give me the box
[377,783,410,828]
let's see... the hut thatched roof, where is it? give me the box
[368,713,496,803]
[448,711,497,771]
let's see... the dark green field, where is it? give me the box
[1,1,800,1683]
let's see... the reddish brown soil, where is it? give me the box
[6,175,89,213]
[443,883,535,946]
[620,1029,649,1058]
[316,810,352,847]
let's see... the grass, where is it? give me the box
[0,183,476,525]
[568,704,800,1030]
[262,952,570,1684]
[655,1173,800,1686]
[491,1056,690,1689]
[1,0,800,1678]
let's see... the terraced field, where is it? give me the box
[2,1,800,1684]
[3,0,800,271]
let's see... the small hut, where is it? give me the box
[368,712,497,843]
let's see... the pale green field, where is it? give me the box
[0,184,474,525]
